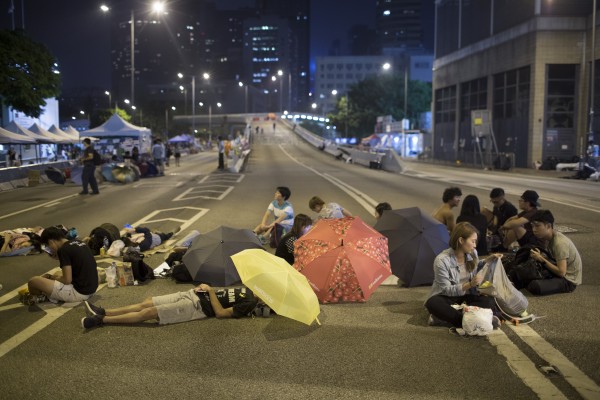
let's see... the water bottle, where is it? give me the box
[103,236,110,251]
[106,262,118,288]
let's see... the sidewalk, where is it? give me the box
[401,159,575,180]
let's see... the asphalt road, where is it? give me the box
[0,121,598,399]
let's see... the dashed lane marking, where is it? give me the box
[487,330,567,399]
[199,174,245,183]
[506,324,600,400]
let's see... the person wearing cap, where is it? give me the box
[500,190,544,249]
[528,210,582,295]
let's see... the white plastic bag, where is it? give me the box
[107,239,125,257]
[462,306,493,336]
[478,258,528,316]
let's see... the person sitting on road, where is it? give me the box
[424,222,501,329]
[527,210,582,296]
[308,196,352,221]
[374,202,392,220]
[456,195,489,256]
[500,190,543,250]
[431,186,462,232]
[81,284,259,329]
[275,214,313,265]
[121,225,174,252]
[26,227,98,305]
[481,188,518,251]
[253,186,294,240]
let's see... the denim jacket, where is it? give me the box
[426,247,479,301]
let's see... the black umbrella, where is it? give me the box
[45,167,66,185]
[182,226,263,285]
[374,207,449,287]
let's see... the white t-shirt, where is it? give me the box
[267,200,294,229]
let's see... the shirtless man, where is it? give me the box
[432,187,462,232]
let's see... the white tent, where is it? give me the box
[3,121,46,142]
[64,125,82,139]
[49,125,78,143]
[0,126,36,144]
[85,114,152,153]
[29,123,71,144]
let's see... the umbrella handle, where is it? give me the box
[315,317,321,326]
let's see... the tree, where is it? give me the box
[0,29,61,118]
[329,73,432,138]
[93,107,131,127]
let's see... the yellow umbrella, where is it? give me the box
[231,249,321,326]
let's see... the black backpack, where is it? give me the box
[93,150,102,166]
[131,259,155,282]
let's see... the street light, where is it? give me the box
[100,3,167,105]
[187,72,210,135]
[277,70,284,113]
[104,91,111,109]
[165,106,175,135]
[239,82,248,114]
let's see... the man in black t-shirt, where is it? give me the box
[27,227,98,304]
[500,190,544,248]
[81,284,259,329]
[80,138,99,195]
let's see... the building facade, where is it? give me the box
[433,0,599,168]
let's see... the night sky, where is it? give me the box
[0,0,375,91]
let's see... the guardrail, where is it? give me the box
[280,119,404,173]
[0,161,73,192]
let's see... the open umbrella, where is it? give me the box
[182,226,263,286]
[231,249,321,326]
[374,207,449,287]
[45,167,66,184]
[112,164,139,183]
[294,217,391,303]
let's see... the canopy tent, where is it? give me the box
[48,125,78,143]
[86,114,151,138]
[64,126,81,138]
[85,114,152,153]
[0,127,36,144]
[168,134,193,143]
[29,123,71,144]
[3,121,47,142]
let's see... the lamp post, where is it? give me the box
[165,106,175,135]
[239,82,248,114]
[105,91,111,109]
[277,70,284,113]
[190,72,210,135]
[100,2,167,106]
[589,0,597,143]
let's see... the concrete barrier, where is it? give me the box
[280,119,404,173]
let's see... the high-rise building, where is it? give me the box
[432,0,598,168]
[376,0,435,51]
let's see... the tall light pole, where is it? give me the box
[589,0,597,143]
[165,106,175,135]
[105,91,111,109]
[239,82,248,114]
[191,72,210,135]
[277,70,284,113]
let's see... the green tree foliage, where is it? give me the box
[0,30,61,118]
[329,73,431,138]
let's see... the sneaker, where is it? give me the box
[428,314,452,327]
[257,235,269,245]
[492,315,501,330]
[81,315,104,329]
[84,301,106,316]
[20,293,47,306]
[78,191,88,195]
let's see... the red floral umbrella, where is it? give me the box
[294,216,391,303]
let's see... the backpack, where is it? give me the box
[131,258,155,282]
[172,263,193,283]
[269,223,285,249]
[93,150,102,166]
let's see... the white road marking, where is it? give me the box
[506,324,600,400]
[0,194,78,220]
[132,207,209,233]
[132,181,184,188]
[279,145,378,215]
[173,186,234,201]
[487,330,567,399]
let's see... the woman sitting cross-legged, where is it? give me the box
[424,222,501,328]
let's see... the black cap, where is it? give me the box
[521,190,540,207]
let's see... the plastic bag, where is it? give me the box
[462,306,493,336]
[107,240,125,257]
[479,258,528,316]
